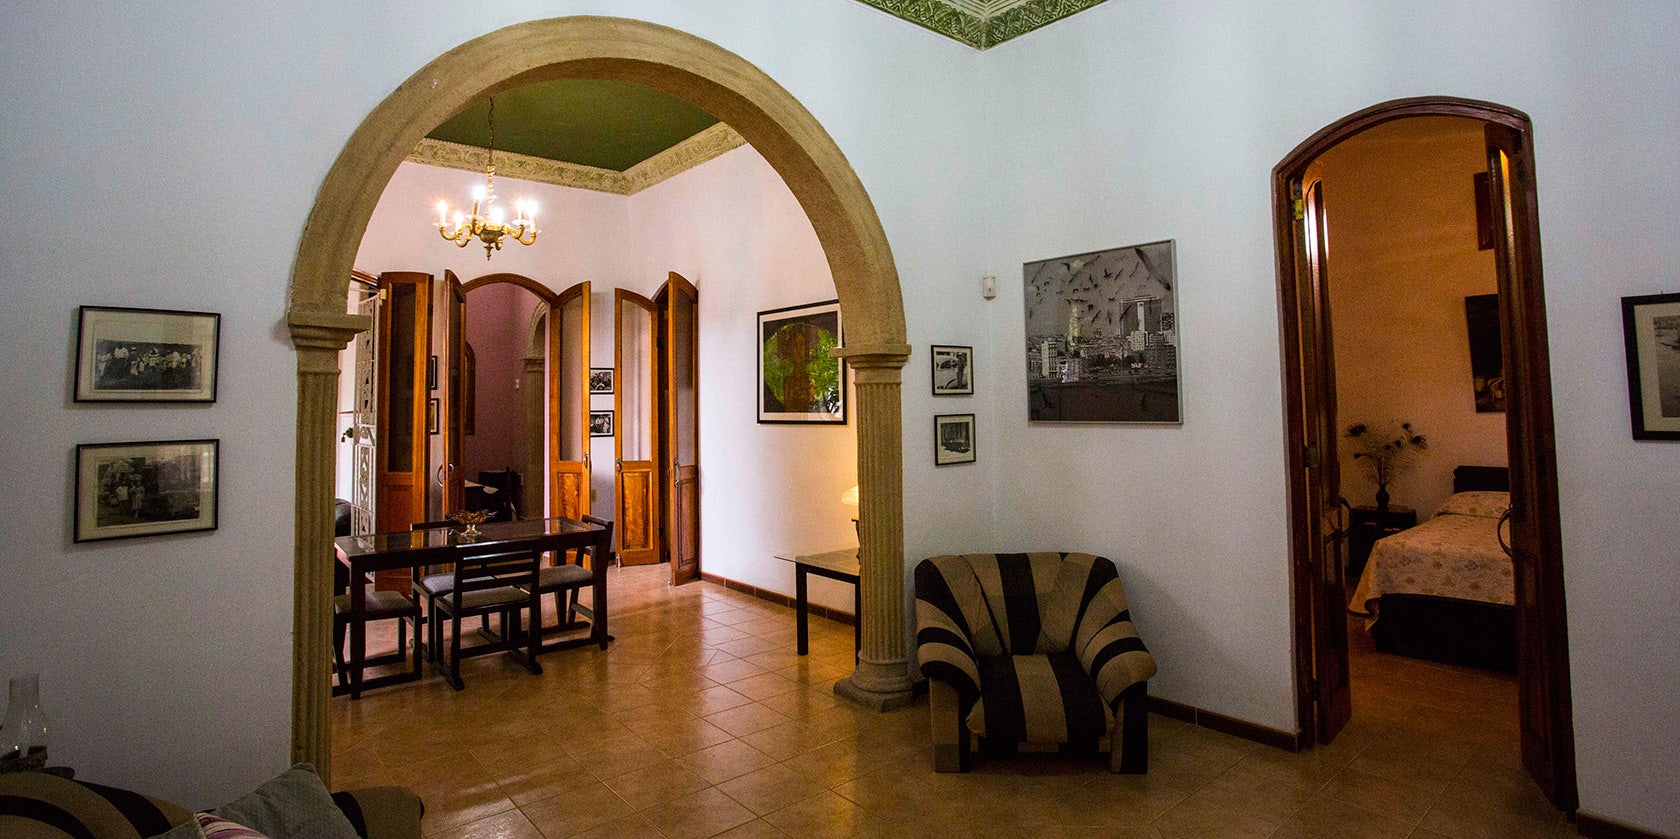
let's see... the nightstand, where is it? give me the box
[1347,504,1417,587]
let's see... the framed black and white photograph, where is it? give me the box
[75,306,220,403]
[758,300,846,424]
[934,414,976,466]
[589,368,615,395]
[427,398,439,435]
[589,410,615,437]
[1622,292,1680,440]
[428,355,438,391]
[931,345,974,396]
[75,439,218,543]
[1024,241,1181,424]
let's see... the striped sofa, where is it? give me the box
[915,552,1157,773]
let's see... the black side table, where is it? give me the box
[1347,505,1417,586]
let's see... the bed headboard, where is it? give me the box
[1453,465,1510,493]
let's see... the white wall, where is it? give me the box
[0,0,989,808]
[980,2,1680,833]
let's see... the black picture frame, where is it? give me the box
[428,355,438,391]
[931,344,974,396]
[74,439,219,543]
[934,413,977,465]
[74,306,220,403]
[427,398,440,435]
[589,367,615,395]
[1622,292,1680,440]
[589,410,615,437]
[757,299,847,424]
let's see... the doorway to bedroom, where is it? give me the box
[1274,98,1577,817]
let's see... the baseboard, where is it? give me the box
[699,571,856,626]
[1577,812,1678,839]
[1148,695,1303,752]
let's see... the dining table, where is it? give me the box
[334,516,612,697]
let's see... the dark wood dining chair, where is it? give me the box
[430,548,544,690]
[408,519,494,658]
[332,544,423,699]
[525,515,614,654]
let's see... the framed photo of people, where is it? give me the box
[590,410,615,437]
[1622,292,1680,440]
[757,300,846,424]
[590,368,615,395]
[75,306,220,403]
[931,345,974,396]
[74,439,219,543]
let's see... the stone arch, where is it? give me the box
[286,17,912,775]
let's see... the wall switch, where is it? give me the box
[981,275,997,300]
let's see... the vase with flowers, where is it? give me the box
[1344,420,1428,512]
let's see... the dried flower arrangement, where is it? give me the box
[1344,420,1428,511]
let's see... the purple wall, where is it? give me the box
[463,282,543,484]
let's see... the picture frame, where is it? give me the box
[934,414,977,465]
[1622,292,1680,440]
[931,345,974,396]
[427,398,440,435]
[428,355,438,391]
[74,439,219,543]
[75,306,220,403]
[589,410,615,437]
[589,367,615,395]
[1463,294,1506,413]
[1024,240,1182,424]
[757,299,847,424]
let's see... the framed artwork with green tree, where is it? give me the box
[757,299,846,424]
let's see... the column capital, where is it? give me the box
[288,306,371,353]
[833,343,911,385]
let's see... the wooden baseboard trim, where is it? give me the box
[699,571,856,626]
[1577,812,1677,839]
[1149,696,1303,752]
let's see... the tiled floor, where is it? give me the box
[331,565,1576,838]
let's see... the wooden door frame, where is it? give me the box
[614,288,661,566]
[553,281,592,519]
[662,272,701,585]
[459,272,561,518]
[1273,96,1574,806]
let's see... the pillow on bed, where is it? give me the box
[1436,490,1510,518]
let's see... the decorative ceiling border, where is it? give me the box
[852,0,1109,49]
[406,122,747,196]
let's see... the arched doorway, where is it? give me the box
[1273,97,1575,810]
[285,17,913,777]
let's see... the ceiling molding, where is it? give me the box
[854,0,1109,49]
[406,123,747,196]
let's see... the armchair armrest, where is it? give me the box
[1074,576,1158,708]
[332,786,424,839]
[915,599,981,702]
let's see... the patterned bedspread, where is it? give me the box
[1348,511,1513,616]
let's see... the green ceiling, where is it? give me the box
[427,79,718,172]
[855,0,1113,49]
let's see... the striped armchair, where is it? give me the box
[915,552,1157,773]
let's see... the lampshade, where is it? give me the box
[841,485,859,506]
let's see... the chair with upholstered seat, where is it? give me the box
[915,551,1157,773]
[525,514,614,653]
[431,547,543,690]
[332,543,424,699]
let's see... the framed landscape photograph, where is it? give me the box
[589,367,615,395]
[931,345,974,396]
[75,306,220,402]
[1024,241,1181,424]
[589,410,615,437]
[75,439,219,543]
[1622,292,1680,440]
[757,300,846,424]
[934,414,976,465]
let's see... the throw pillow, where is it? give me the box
[211,764,358,839]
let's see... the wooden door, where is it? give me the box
[663,272,700,585]
[550,282,591,520]
[1486,125,1576,810]
[1291,162,1353,744]
[375,272,431,587]
[615,289,661,565]
[441,270,466,514]
[348,271,379,537]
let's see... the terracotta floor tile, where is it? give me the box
[600,761,712,811]
[761,790,891,838]
[517,780,636,838]
[715,764,828,816]
[676,739,779,785]
[564,814,665,839]
[427,809,545,839]
[702,702,791,737]
[639,786,757,838]
[708,820,789,839]
[1151,795,1278,839]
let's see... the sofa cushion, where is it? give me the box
[967,652,1111,745]
[211,765,356,839]
[0,770,191,839]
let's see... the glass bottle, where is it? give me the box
[1,674,50,770]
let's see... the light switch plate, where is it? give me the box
[981,275,997,300]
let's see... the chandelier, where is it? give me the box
[435,97,537,259]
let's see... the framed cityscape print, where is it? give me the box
[1622,292,1680,440]
[934,414,976,465]
[1024,240,1181,424]
[931,345,974,396]
[75,306,220,402]
[75,439,219,543]
[757,299,846,424]
[589,410,615,437]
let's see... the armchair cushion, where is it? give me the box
[969,652,1110,744]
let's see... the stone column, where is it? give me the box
[832,345,915,711]
[288,308,370,785]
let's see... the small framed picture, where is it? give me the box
[934,414,976,465]
[590,368,615,395]
[428,355,438,391]
[427,398,440,435]
[931,345,974,395]
[1622,292,1680,440]
[75,306,220,402]
[590,410,615,437]
[75,439,219,543]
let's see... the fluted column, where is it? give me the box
[288,307,370,784]
[832,344,914,711]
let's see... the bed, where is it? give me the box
[1347,465,1516,671]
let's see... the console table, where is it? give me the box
[774,546,860,658]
